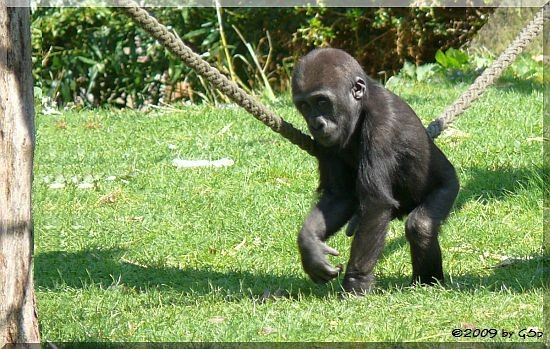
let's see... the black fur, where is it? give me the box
[292,48,459,294]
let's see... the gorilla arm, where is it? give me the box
[297,154,358,284]
[297,192,356,283]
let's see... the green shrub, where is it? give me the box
[387,48,542,88]
[33,7,491,107]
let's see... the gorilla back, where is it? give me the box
[292,48,459,294]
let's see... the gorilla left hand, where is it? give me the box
[298,233,342,284]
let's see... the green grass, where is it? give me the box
[33,78,545,342]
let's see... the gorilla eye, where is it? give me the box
[316,96,330,107]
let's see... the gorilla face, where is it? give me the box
[292,49,366,148]
[293,91,339,146]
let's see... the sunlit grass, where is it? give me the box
[33,77,544,342]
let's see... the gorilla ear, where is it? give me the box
[352,77,366,100]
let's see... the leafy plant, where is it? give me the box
[506,54,544,82]
[392,60,442,83]
[391,48,542,88]
[435,47,469,69]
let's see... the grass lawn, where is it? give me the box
[33,77,545,342]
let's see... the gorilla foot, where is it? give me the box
[411,274,444,286]
[342,273,375,296]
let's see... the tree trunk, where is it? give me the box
[0,1,40,345]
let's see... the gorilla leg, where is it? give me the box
[405,179,459,285]
[342,206,392,294]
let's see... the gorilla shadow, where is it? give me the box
[34,245,545,298]
[32,247,411,298]
[453,166,542,211]
[34,248,337,300]
[445,254,547,293]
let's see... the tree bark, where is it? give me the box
[0,1,40,345]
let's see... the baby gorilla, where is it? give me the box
[292,48,459,294]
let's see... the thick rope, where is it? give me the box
[115,0,318,156]
[426,3,548,139]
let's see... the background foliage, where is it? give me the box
[32,7,491,107]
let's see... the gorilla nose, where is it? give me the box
[310,117,327,131]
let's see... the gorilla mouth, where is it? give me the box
[312,132,334,146]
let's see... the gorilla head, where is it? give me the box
[292,49,367,148]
